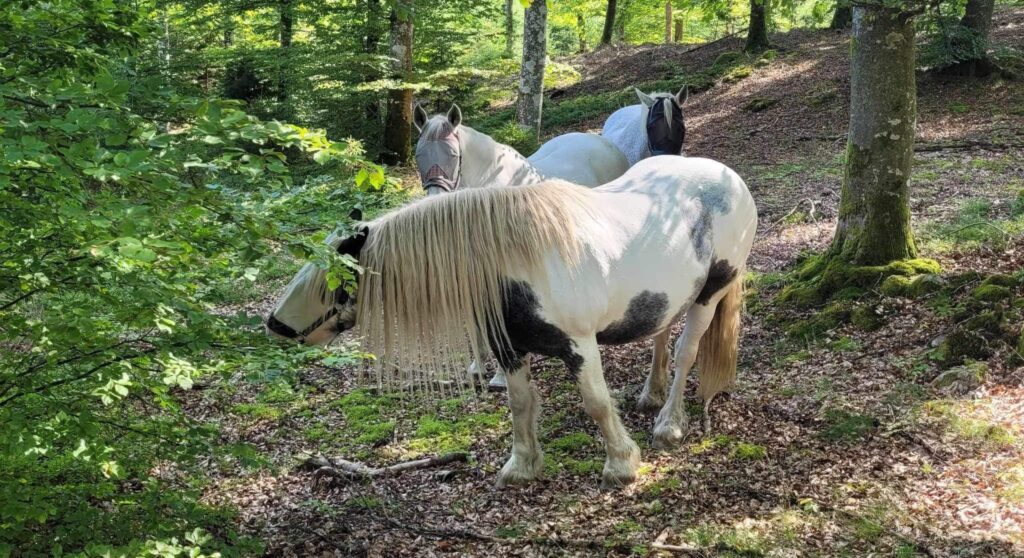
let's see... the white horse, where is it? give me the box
[267,156,757,489]
[602,87,689,166]
[414,104,631,389]
[413,104,628,196]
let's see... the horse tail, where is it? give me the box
[697,271,743,403]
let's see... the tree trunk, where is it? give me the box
[277,0,294,113]
[947,0,995,76]
[665,2,673,43]
[382,2,414,165]
[830,3,852,29]
[601,0,616,45]
[674,15,684,43]
[830,6,918,265]
[744,0,769,52]
[577,12,587,53]
[516,0,546,137]
[223,13,234,47]
[364,0,384,124]
[504,0,515,57]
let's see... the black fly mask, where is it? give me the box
[646,96,686,156]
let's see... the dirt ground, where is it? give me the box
[194,10,1024,557]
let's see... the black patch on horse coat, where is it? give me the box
[491,280,583,374]
[596,291,669,345]
[695,259,738,305]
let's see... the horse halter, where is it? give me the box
[418,128,463,193]
[646,97,686,156]
[266,287,348,344]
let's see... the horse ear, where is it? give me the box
[676,85,689,106]
[447,104,462,128]
[349,207,363,222]
[635,88,655,108]
[336,226,369,257]
[414,103,428,132]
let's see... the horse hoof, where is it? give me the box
[636,392,666,415]
[652,423,687,450]
[496,454,542,488]
[488,375,508,391]
[600,468,637,490]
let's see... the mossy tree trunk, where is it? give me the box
[516,0,546,138]
[382,1,414,165]
[744,0,770,53]
[674,16,685,43]
[504,0,515,57]
[948,0,995,76]
[830,3,852,29]
[601,0,616,45]
[830,6,918,265]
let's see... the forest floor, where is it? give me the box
[192,9,1024,557]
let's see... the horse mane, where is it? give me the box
[355,180,596,393]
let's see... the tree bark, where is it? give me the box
[577,12,587,53]
[277,0,294,112]
[665,1,673,43]
[744,0,770,52]
[382,2,414,165]
[830,6,918,265]
[947,0,995,76]
[504,0,515,57]
[830,3,852,29]
[601,0,616,45]
[364,0,384,124]
[516,0,546,137]
[674,15,684,43]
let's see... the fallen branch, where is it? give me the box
[914,140,1024,152]
[301,452,469,487]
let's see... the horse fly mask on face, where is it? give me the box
[646,97,686,157]
[416,121,463,194]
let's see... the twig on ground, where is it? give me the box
[914,140,1024,152]
[301,452,469,488]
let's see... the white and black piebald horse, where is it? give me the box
[414,103,631,388]
[413,103,628,196]
[267,156,757,489]
[602,87,689,166]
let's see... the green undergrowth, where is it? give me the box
[544,432,603,477]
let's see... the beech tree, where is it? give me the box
[382,1,414,164]
[745,0,770,52]
[601,0,616,44]
[950,0,996,75]
[830,3,852,29]
[831,5,919,264]
[516,0,547,137]
[505,0,515,57]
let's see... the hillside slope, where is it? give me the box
[198,11,1024,557]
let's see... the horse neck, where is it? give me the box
[461,126,546,187]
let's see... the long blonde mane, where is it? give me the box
[356,181,596,393]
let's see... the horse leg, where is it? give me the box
[496,361,543,487]
[574,337,641,490]
[652,303,718,449]
[637,329,671,414]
